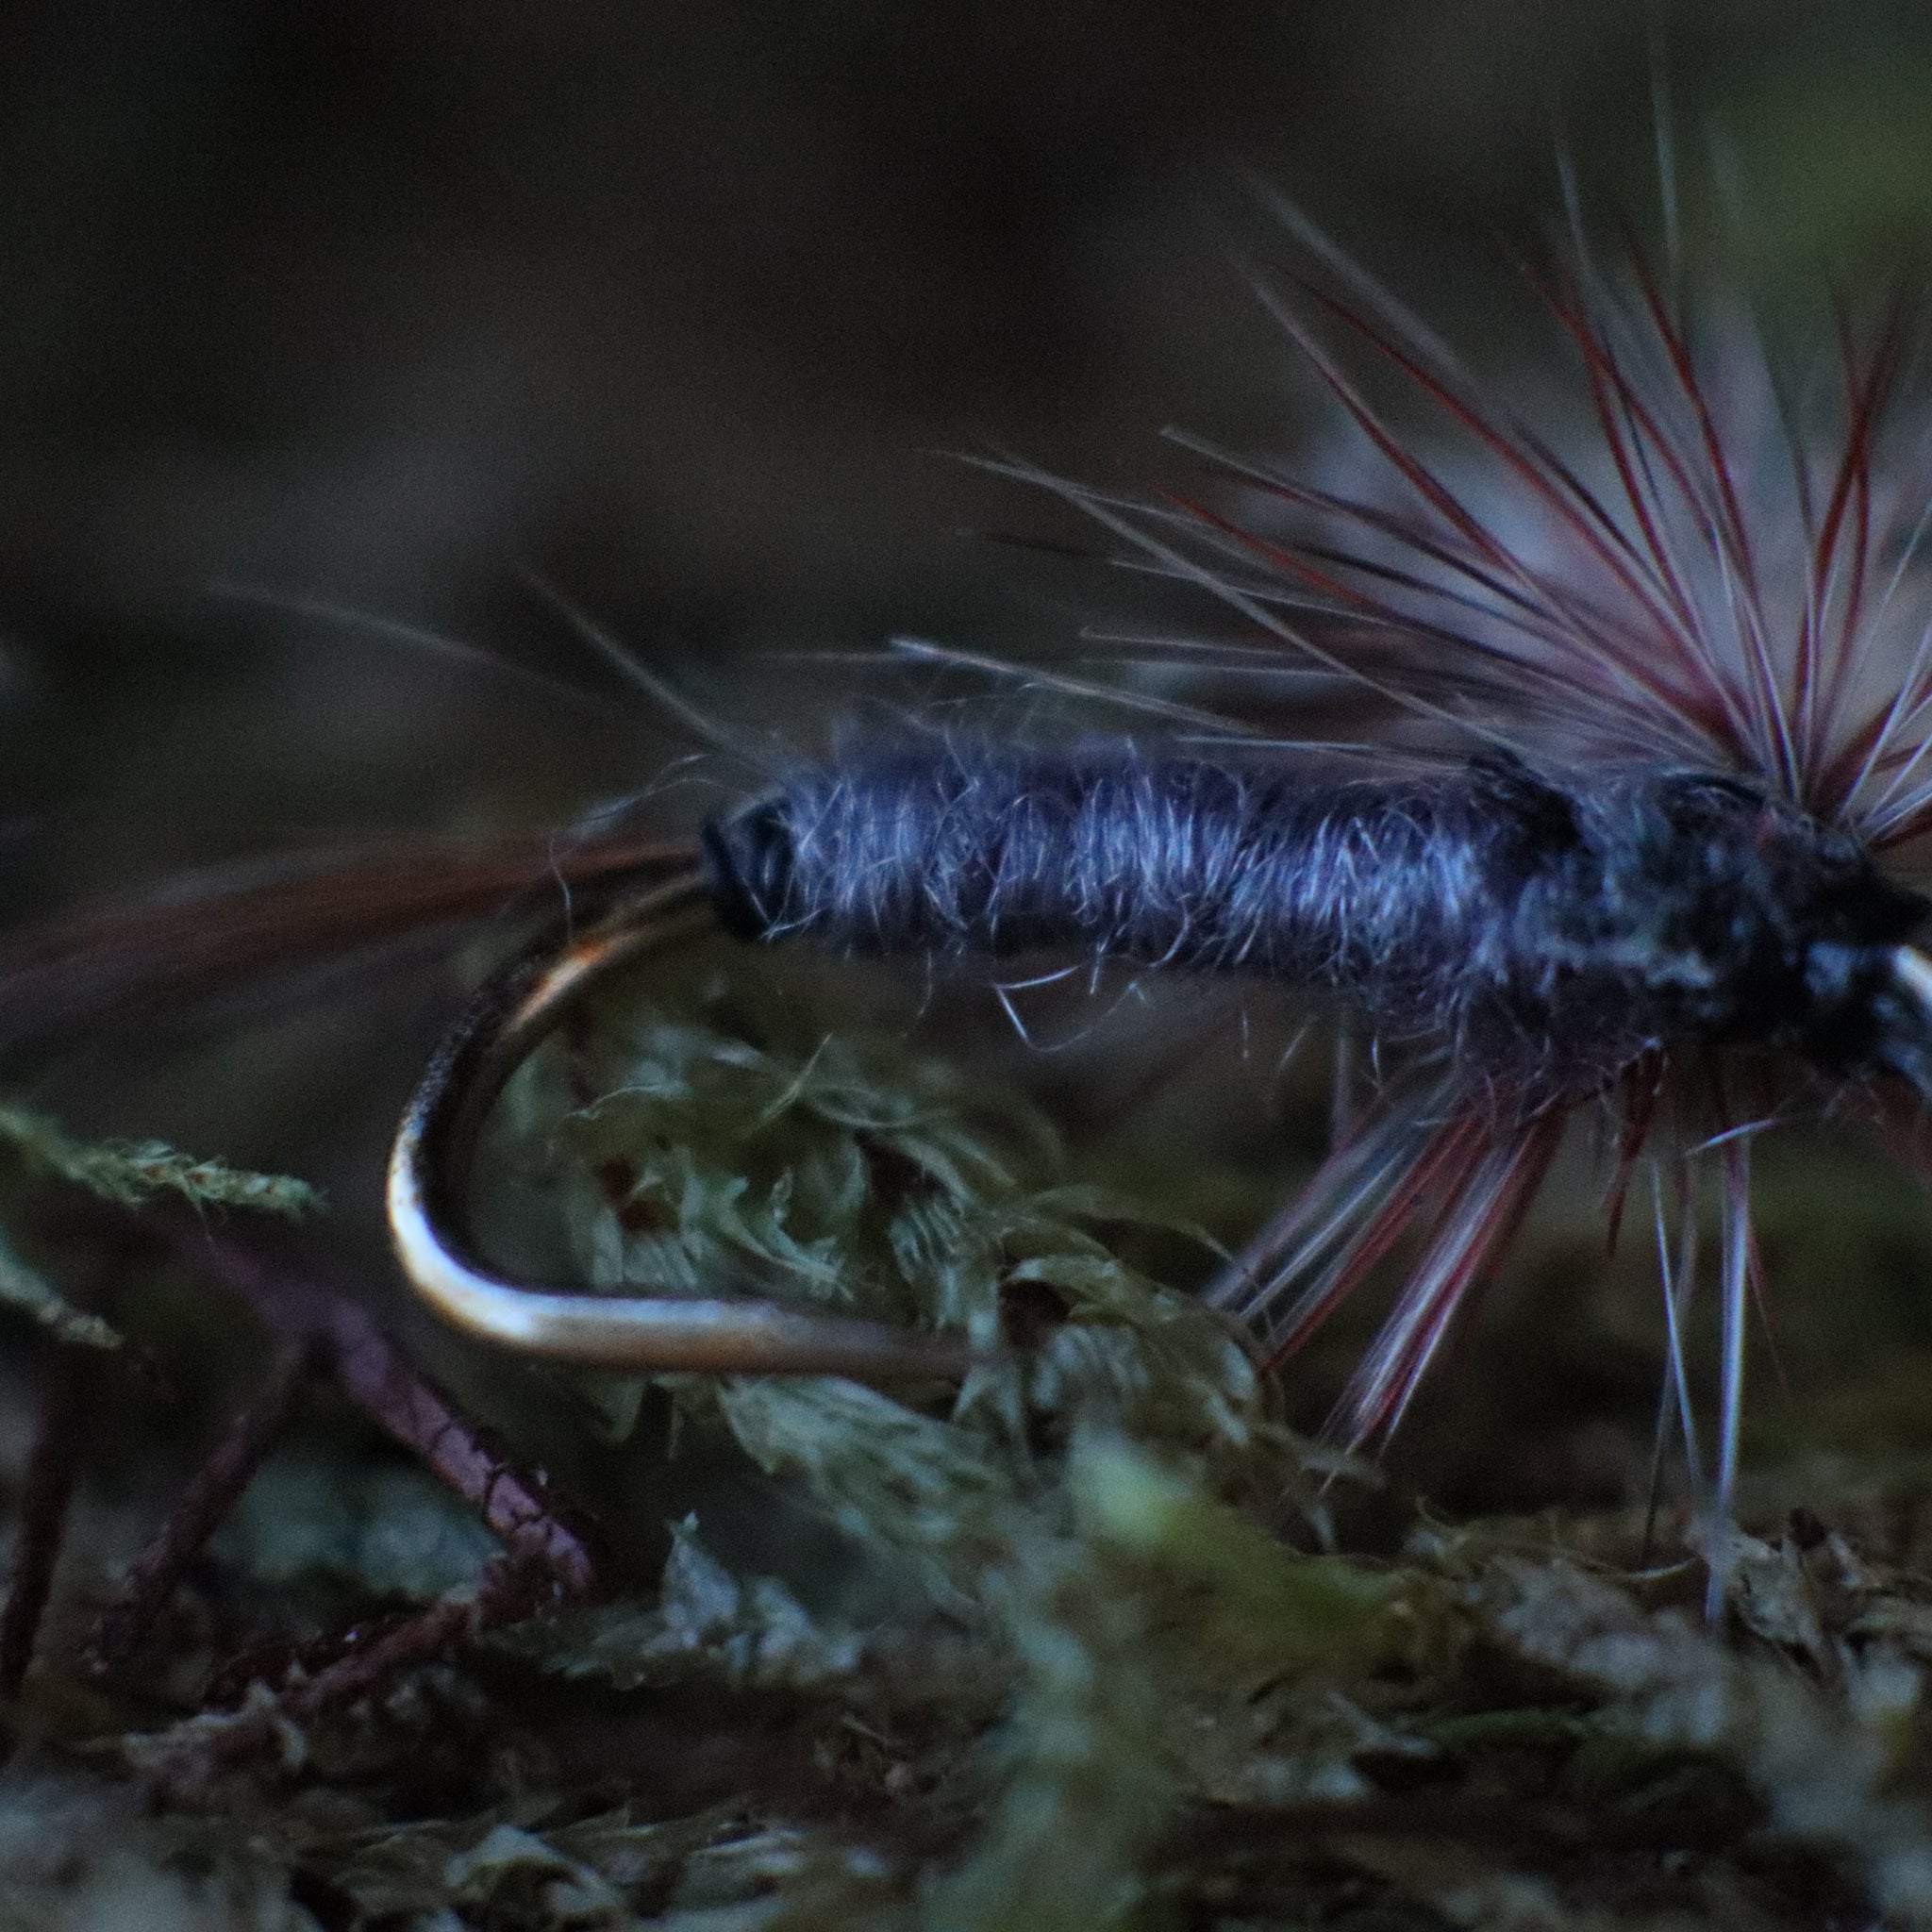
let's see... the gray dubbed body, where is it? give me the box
[706,745,1932,1099]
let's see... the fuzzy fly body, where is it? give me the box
[705,747,1932,1098]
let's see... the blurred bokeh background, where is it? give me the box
[8,1,1932,1528]
[5,2,1932,865]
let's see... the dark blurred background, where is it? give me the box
[4,1,1932,870]
[8,1,1932,1525]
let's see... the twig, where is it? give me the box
[88,1334,321,1670]
[133,1552,559,1790]
[0,1346,88,1693]
[34,1207,607,1779]
[285,1554,552,1723]
[105,1209,597,1596]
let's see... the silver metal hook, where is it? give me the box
[387,871,973,1381]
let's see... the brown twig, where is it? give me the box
[0,1345,89,1693]
[134,1552,560,1790]
[110,1210,597,1597]
[88,1334,322,1670]
[34,1207,605,1778]
[286,1554,555,1723]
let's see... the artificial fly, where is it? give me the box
[15,196,1932,1549]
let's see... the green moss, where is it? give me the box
[0,1100,321,1217]
[0,1099,320,1353]
[24,974,1932,1929]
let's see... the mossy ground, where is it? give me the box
[7,942,1932,1929]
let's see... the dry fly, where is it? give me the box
[11,191,1932,1549]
